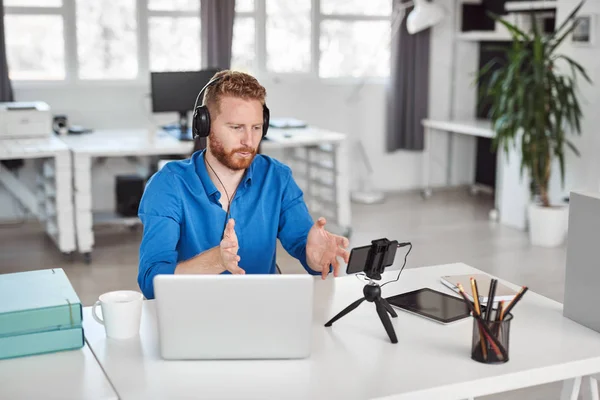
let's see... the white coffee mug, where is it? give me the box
[92,290,143,339]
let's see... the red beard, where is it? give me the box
[209,136,257,170]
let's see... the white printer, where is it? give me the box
[0,101,52,139]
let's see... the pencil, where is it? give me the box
[495,301,505,322]
[485,279,498,321]
[503,286,529,317]
[457,283,475,314]
[470,277,482,317]
[469,278,488,360]
[495,300,505,339]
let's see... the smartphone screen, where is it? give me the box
[346,245,371,274]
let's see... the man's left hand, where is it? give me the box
[306,217,350,279]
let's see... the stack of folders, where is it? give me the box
[0,268,84,360]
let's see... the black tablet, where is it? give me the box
[385,288,471,324]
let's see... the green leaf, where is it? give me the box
[566,139,581,156]
[551,0,586,42]
[549,18,582,54]
[554,54,593,83]
[557,150,565,188]
[487,11,531,42]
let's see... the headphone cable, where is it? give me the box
[205,157,238,236]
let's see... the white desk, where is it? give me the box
[262,127,351,237]
[0,343,118,400]
[0,136,76,255]
[61,127,350,262]
[60,129,192,263]
[82,263,600,400]
[421,119,494,199]
[421,119,534,230]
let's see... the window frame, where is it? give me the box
[5,2,71,87]
[316,0,391,82]
[7,0,390,88]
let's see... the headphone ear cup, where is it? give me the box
[262,104,270,138]
[192,106,211,138]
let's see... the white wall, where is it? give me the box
[1,0,479,221]
[557,0,600,196]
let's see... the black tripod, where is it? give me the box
[324,238,403,344]
[325,281,398,343]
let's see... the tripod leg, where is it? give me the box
[324,298,366,327]
[381,298,398,318]
[375,298,398,343]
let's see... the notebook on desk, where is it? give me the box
[441,274,517,305]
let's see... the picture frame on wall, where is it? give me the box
[572,14,596,46]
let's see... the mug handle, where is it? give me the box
[92,301,104,325]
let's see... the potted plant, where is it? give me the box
[477,1,592,247]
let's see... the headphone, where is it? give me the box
[191,75,270,139]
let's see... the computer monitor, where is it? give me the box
[150,69,220,139]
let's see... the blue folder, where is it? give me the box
[0,268,82,337]
[0,326,84,360]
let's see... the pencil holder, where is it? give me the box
[471,313,513,364]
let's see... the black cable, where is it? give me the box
[205,157,238,237]
[380,243,412,288]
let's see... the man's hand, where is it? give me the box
[220,219,245,274]
[306,217,350,279]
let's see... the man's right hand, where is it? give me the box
[220,218,245,274]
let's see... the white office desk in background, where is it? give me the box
[0,343,118,400]
[82,263,600,400]
[261,127,351,237]
[421,118,532,230]
[60,129,192,263]
[0,136,76,256]
[61,126,350,263]
[421,118,494,199]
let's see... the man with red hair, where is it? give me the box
[138,70,349,299]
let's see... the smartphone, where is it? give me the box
[346,240,398,275]
[346,245,371,274]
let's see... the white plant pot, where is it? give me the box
[527,203,569,247]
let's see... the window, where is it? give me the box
[319,0,391,78]
[4,0,391,83]
[266,0,311,73]
[320,0,391,16]
[232,0,256,73]
[148,0,201,72]
[5,2,65,80]
[76,0,138,79]
[5,0,61,5]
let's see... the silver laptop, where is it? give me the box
[153,274,314,360]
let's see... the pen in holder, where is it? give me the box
[471,311,512,364]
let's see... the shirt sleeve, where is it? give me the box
[137,170,182,299]
[277,168,321,275]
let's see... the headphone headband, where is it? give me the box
[191,74,270,140]
[193,75,223,113]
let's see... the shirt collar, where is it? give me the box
[195,150,255,197]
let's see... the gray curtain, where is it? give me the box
[386,0,430,152]
[201,0,236,69]
[195,0,235,153]
[0,0,14,102]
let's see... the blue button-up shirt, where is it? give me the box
[137,150,318,299]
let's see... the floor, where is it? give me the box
[0,188,593,399]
